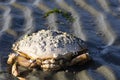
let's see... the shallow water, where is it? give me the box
[0,0,120,80]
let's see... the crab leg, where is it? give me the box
[70,53,90,66]
[12,60,28,80]
[12,62,19,77]
[17,77,27,80]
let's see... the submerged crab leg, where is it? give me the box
[70,53,90,65]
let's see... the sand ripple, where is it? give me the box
[0,0,120,80]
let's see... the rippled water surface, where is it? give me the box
[0,0,120,80]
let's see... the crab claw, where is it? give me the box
[70,53,90,66]
[7,53,16,65]
[16,56,37,68]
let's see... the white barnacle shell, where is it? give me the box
[12,30,87,60]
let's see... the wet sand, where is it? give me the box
[0,0,120,80]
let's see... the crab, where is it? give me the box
[7,30,90,80]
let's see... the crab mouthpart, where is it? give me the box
[40,59,60,71]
